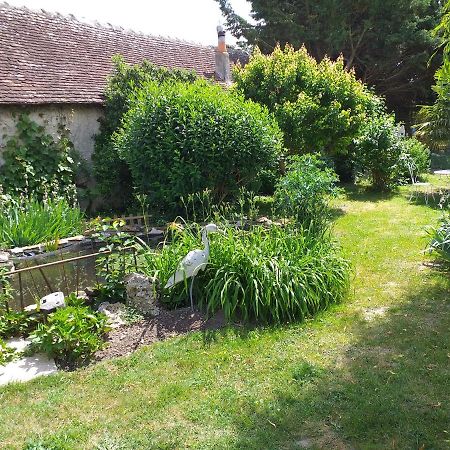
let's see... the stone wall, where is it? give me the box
[0,104,103,165]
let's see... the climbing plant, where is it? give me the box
[0,114,79,201]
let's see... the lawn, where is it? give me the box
[0,185,448,450]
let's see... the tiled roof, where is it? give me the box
[0,3,217,104]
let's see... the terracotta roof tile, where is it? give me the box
[0,3,217,104]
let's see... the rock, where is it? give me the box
[39,291,65,312]
[0,251,9,263]
[124,273,160,316]
[257,216,273,226]
[97,302,127,328]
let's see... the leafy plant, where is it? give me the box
[114,78,283,213]
[0,114,79,200]
[92,56,198,210]
[30,306,109,369]
[0,337,16,366]
[354,114,403,190]
[427,212,450,265]
[274,154,340,230]
[0,194,84,248]
[92,219,138,302]
[142,222,350,323]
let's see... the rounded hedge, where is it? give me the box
[114,79,283,211]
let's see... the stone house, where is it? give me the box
[0,3,233,165]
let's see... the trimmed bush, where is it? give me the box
[233,45,381,181]
[142,223,350,323]
[92,56,198,210]
[274,154,340,230]
[114,79,283,212]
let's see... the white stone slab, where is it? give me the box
[0,353,58,386]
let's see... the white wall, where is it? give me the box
[0,104,103,165]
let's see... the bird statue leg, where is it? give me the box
[189,276,195,311]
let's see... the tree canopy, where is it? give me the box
[217,0,441,120]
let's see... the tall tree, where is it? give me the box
[218,0,441,121]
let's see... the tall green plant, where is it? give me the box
[0,194,84,248]
[274,154,340,230]
[92,56,198,210]
[141,223,350,323]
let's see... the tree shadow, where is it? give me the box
[228,272,450,449]
[342,184,397,204]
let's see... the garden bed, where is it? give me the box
[95,307,226,362]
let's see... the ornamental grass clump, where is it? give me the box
[143,223,350,323]
[0,194,84,248]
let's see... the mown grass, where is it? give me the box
[0,186,449,449]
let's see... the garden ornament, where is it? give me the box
[164,223,220,310]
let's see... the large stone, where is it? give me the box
[97,302,127,328]
[124,273,159,316]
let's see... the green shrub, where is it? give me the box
[0,114,79,200]
[0,194,84,248]
[92,56,198,210]
[428,212,450,265]
[142,223,350,323]
[114,79,283,213]
[0,338,16,366]
[398,137,431,181]
[274,154,340,230]
[233,45,381,180]
[354,114,403,190]
[0,309,39,339]
[30,306,109,369]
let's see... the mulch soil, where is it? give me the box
[95,307,226,362]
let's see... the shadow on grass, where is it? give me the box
[341,184,397,204]
[402,188,450,211]
[228,271,450,450]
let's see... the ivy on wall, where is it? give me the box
[0,113,80,201]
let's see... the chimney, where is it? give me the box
[215,25,231,84]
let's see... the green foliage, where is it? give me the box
[354,114,403,190]
[416,2,450,149]
[142,223,350,323]
[114,79,283,212]
[416,62,450,149]
[0,114,79,200]
[92,56,198,210]
[233,45,378,157]
[0,337,16,366]
[428,212,450,264]
[92,219,137,302]
[398,137,431,182]
[30,306,109,369]
[218,0,440,118]
[0,310,39,340]
[0,268,39,338]
[0,194,84,248]
[274,154,340,230]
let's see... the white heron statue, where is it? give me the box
[164,223,220,309]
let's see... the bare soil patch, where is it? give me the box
[95,307,226,362]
